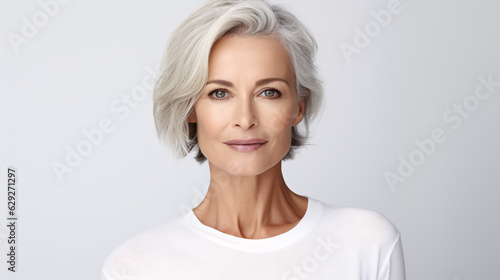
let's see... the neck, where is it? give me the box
[192,160,308,239]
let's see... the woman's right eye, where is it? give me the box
[209,89,228,100]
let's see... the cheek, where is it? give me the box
[266,103,297,134]
[194,108,220,152]
[196,106,225,138]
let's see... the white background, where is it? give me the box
[1,0,499,279]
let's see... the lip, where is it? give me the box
[223,139,268,152]
[223,139,268,145]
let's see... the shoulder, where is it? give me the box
[318,200,401,246]
[102,216,187,277]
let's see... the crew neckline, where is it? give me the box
[181,196,323,253]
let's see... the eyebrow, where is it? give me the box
[206,78,290,87]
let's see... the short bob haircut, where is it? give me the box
[153,0,324,163]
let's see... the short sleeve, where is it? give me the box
[377,233,406,280]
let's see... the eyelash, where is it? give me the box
[208,87,282,100]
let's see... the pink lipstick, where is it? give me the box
[223,139,268,152]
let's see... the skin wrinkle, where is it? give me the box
[187,34,307,239]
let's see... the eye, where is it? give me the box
[208,88,229,100]
[261,88,281,98]
[208,87,282,100]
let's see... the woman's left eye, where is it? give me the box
[261,88,281,98]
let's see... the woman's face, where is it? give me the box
[188,34,305,175]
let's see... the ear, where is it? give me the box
[291,94,307,127]
[187,108,197,123]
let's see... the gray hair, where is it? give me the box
[153,0,324,163]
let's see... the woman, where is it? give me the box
[102,0,406,279]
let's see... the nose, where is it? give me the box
[233,97,257,130]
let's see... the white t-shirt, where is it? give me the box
[102,196,406,280]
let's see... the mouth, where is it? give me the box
[223,139,268,152]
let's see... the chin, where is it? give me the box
[210,157,280,177]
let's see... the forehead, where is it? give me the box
[208,35,295,82]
